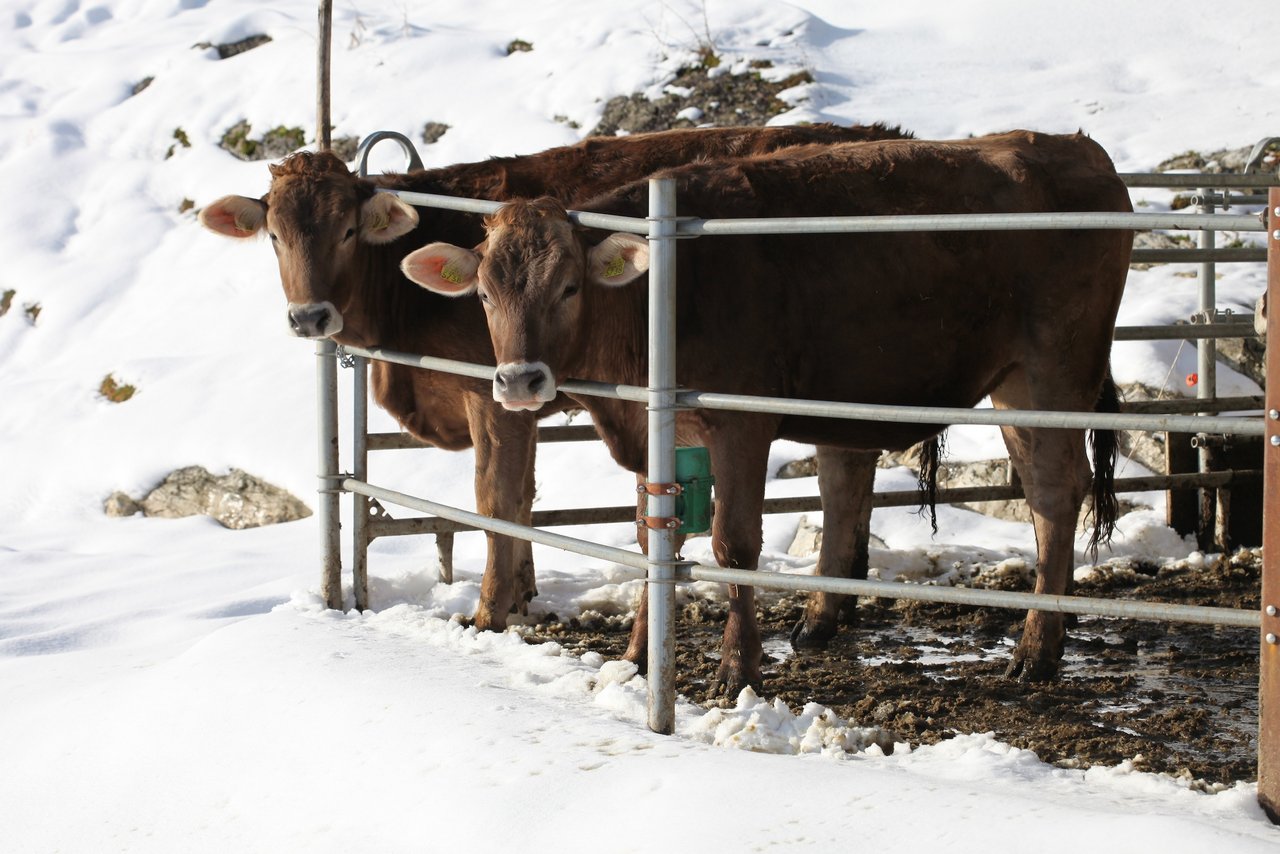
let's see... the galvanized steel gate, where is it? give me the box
[309,149,1280,820]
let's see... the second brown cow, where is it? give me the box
[402,131,1133,696]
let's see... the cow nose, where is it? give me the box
[493,362,554,409]
[286,302,342,338]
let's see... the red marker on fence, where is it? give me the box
[1185,372,1198,387]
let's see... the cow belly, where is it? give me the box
[777,416,945,451]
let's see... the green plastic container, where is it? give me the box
[674,446,714,535]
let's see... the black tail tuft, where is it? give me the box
[1086,372,1121,558]
[915,433,946,536]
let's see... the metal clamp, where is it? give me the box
[645,215,700,238]
[1189,308,1237,325]
[638,482,683,497]
[317,472,351,496]
[637,516,681,530]
[335,345,357,369]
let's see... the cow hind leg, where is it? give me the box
[791,446,878,649]
[992,371,1093,681]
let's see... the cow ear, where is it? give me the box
[401,243,480,296]
[586,233,649,286]
[361,193,419,244]
[199,195,267,238]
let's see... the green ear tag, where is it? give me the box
[603,255,626,278]
[440,264,463,285]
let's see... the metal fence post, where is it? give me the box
[317,339,344,610]
[646,176,679,734]
[352,353,370,611]
[1197,189,1220,549]
[1260,189,1280,822]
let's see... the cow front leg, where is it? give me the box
[466,394,539,631]
[791,446,877,649]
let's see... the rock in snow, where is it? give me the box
[106,466,311,529]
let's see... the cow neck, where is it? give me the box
[559,279,650,473]
[337,167,497,355]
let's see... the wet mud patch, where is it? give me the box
[532,550,1260,787]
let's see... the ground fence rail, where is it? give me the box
[310,142,1280,819]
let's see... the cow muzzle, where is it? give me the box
[287,301,343,338]
[493,361,556,411]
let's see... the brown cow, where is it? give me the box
[401,131,1132,695]
[199,123,910,626]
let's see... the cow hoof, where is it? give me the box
[708,660,763,701]
[789,618,836,650]
[1003,652,1059,683]
[622,650,648,676]
[472,607,507,634]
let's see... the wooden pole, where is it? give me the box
[1260,188,1280,822]
[316,0,333,150]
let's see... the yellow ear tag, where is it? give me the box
[603,255,626,278]
[440,264,463,285]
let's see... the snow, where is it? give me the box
[1,0,1278,849]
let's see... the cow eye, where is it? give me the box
[342,227,355,242]
[562,284,580,300]
[477,290,492,305]
[268,232,278,242]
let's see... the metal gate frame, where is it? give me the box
[312,173,1280,820]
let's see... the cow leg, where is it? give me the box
[705,427,773,699]
[791,446,878,649]
[992,371,1092,681]
[466,393,539,631]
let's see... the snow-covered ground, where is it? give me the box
[1,1,1278,850]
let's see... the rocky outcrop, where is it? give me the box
[591,61,812,137]
[105,466,311,529]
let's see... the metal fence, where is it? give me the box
[312,149,1280,817]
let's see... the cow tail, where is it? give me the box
[916,433,946,535]
[1086,371,1120,558]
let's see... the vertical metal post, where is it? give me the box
[646,177,679,734]
[352,354,369,611]
[317,339,343,610]
[316,0,333,151]
[1259,189,1280,823]
[1197,190,1218,549]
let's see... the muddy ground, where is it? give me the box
[530,549,1261,788]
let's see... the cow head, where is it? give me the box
[199,151,419,341]
[399,198,648,411]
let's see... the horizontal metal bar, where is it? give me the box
[347,345,494,381]
[388,188,1265,237]
[676,390,1265,436]
[1186,193,1270,206]
[365,398,1255,452]
[1131,248,1266,263]
[683,565,1259,628]
[1119,395,1262,414]
[344,478,652,571]
[366,470,1259,539]
[384,189,649,234]
[368,423,599,452]
[1120,173,1280,189]
[343,344,1265,436]
[1114,322,1259,341]
[678,211,1265,237]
